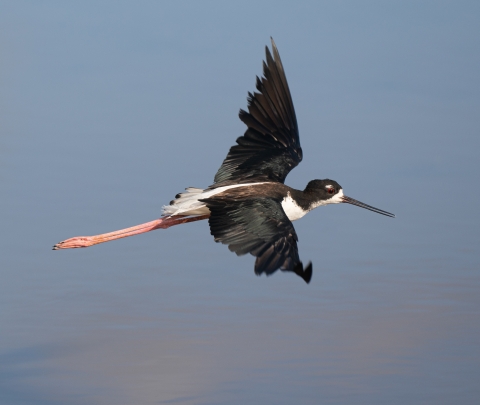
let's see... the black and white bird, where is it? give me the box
[54,38,395,283]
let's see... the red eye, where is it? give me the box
[327,188,335,194]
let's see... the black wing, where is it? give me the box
[213,38,303,185]
[202,197,312,283]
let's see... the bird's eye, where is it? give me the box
[327,188,335,194]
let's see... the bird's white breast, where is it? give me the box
[281,194,308,221]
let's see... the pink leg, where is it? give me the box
[53,214,210,250]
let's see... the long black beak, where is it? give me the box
[342,196,395,218]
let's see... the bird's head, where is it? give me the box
[304,179,395,217]
[304,179,344,204]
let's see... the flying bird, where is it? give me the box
[53,38,394,283]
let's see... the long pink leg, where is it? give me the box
[53,214,210,250]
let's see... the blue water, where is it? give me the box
[1,2,479,404]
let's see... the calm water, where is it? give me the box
[1,2,479,404]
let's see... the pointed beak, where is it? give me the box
[341,196,395,218]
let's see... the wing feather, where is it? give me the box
[213,38,303,185]
[202,196,312,283]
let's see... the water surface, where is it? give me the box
[1,2,479,404]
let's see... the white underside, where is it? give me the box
[162,183,268,217]
[280,195,308,221]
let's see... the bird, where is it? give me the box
[53,38,394,283]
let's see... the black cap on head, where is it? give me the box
[305,179,342,192]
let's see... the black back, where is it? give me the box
[203,196,312,283]
[213,38,303,185]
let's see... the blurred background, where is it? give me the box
[1,1,479,404]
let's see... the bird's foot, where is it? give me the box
[53,236,97,250]
[52,214,210,250]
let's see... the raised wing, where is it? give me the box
[202,196,312,283]
[213,38,303,185]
